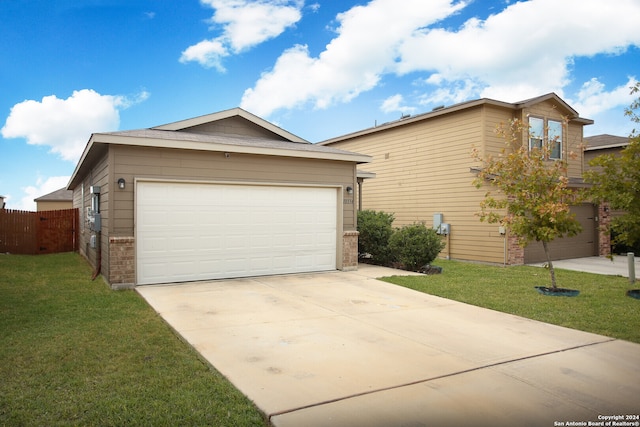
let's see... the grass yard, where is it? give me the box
[382,259,640,344]
[0,253,269,427]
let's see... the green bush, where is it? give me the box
[388,223,446,271]
[357,210,395,265]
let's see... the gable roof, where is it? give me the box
[68,108,371,189]
[584,134,630,151]
[320,93,593,145]
[34,187,73,202]
[152,107,307,143]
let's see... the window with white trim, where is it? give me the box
[548,119,562,159]
[528,117,563,160]
[529,117,544,151]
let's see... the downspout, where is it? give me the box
[357,177,363,211]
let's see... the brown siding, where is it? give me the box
[333,105,512,264]
[36,201,73,211]
[73,151,109,276]
[521,99,585,179]
[331,99,591,265]
[184,116,288,139]
[110,145,357,238]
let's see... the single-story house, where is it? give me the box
[321,93,608,265]
[34,188,73,211]
[67,108,371,289]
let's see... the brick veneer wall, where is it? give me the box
[342,231,359,271]
[108,236,135,289]
[598,203,611,257]
[507,234,524,265]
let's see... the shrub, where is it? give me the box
[357,210,395,265]
[388,223,446,271]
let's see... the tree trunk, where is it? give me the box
[542,240,557,289]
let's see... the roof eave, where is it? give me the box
[320,98,518,145]
[68,133,371,189]
[584,142,630,151]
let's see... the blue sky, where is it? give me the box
[1,0,639,210]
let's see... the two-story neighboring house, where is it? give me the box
[321,93,606,265]
[584,134,630,167]
[584,134,632,254]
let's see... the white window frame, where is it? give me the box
[528,116,563,160]
[529,117,544,152]
[547,119,563,160]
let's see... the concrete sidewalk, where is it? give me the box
[530,255,639,279]
[137,265,640,426]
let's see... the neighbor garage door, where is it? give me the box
[136,182,337,285]
[524,203,597,264]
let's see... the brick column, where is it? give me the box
[507,233,525,265]
[109,236,135,289]
[342,230,359,271]
[598,203,611,257]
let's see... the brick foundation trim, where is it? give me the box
[342,230,359,271]
[109,236,135,289]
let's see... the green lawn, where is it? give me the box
[0,253,269,427]
[381,259,640,344]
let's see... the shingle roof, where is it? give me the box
[34,187,73,202]
[321,93,593,146]
[68,108,372,189]
[584,134,630,150]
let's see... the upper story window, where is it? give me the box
[529,117,544,151]
[528,117,563,160]
[547,119,562,159]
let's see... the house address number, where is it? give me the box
[344,199,354,204]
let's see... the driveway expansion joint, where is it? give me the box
[267,337,617,420]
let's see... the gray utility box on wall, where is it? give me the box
[433,213,450,235]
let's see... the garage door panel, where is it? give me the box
[137,182,337,285]
[524,204,597,263]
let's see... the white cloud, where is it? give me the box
[1,89,147,163]
[570,76,638,137]
[397,0,640,102]
[380,94,416,115]
[241,0,640,117]
[571,77,638,118]
[12,176,71,212]
[241,0,465,116]
[180,0,303,70]
[180,39,229,71]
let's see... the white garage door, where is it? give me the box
[136,182,337,285]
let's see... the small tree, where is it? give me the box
[584,83,640,251]
[388,223,445,271]
[472,119,583,289]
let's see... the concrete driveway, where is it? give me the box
[530,255,640,278]
[137,264,640,427]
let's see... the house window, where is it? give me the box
[548,119,562,159]
[528,117,563,160]
[529,117,544,151]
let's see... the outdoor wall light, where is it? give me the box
[346,186,353,194]
[117,178,126,190]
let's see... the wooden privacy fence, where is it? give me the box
[0,208,79,255]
